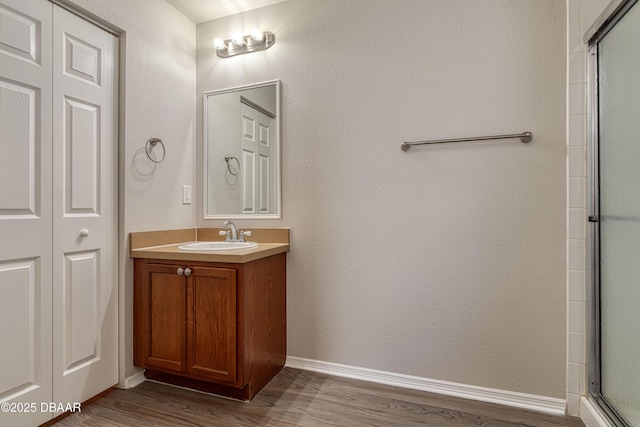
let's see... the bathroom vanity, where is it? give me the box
[130,228,289,401]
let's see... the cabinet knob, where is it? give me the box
[80,229,90,238]
[177,268,184,276]
[184,268,192,277]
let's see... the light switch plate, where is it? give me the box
[182,185,192,204]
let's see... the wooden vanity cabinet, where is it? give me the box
[133,253,286,400]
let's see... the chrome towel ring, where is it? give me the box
[145,137,166,163]
[225,155,240,175]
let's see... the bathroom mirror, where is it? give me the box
[204,80,281,219]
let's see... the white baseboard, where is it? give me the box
[580,397,615,427]
[119,370,146,389]
[286,356,566,416]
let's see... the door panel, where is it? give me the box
[259,154,270,213]
[0,80,38,215]
[0,2,40,63]
[0,0,52,425]
[242,148,255,213]
[64,98,100,214]
[0,259,42,390]
[63,251,99,372]
[52,5,118,407]
[64,33,101,85]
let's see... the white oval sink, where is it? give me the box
[178,241,258,251]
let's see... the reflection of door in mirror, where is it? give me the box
[240,98,275,214]
[204,80,280,219]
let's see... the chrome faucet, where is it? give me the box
[223,220,239,241]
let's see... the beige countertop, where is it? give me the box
[129,228,290,264]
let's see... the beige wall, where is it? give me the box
[62,0,573,400]
[197,0,567,398]
[66,0,196,379]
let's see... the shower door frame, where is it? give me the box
[586,0,639,426]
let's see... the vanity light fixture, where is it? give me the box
[231,32,245,46]
[213,38,226,50]
[250,28,265,42]
[214,28,275,58]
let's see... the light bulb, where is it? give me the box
[213,38,226,50]
[250,28,264,42]
[231,32,245,46]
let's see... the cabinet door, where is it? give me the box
[188,267,237,384]
[136,263,187,373]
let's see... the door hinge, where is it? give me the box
[588,215,599,222]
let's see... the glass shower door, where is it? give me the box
[594,0,640,425]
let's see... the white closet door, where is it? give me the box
[240,102,274,214]
[52,6,118,407]
[0,0,53,425]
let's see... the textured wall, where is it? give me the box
[581,0,612,35]
[68,0,196,231]
[197,0,567,398]
[66,0,196,378]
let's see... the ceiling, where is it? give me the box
[164,0,286,23]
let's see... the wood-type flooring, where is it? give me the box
[53,367,586,427]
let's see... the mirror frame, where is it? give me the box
[203,80,281,219]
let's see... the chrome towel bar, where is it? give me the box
[401,131,532,152]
